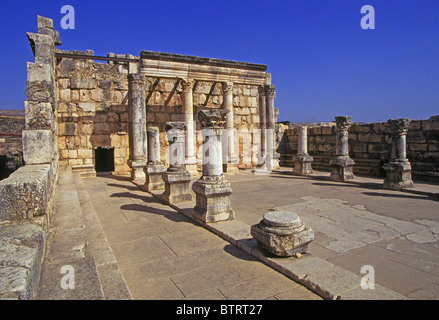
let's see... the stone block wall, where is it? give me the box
[279,116,439,181]
[56,51,133,175]
[57,58,263,172]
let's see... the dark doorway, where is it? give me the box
[95,147,115,173]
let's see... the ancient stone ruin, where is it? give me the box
[0,14,438,300]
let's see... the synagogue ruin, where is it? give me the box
[0,15,438,300]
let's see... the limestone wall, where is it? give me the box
[56,52,132,175]
[56,57,263,172]
[279,116,439,181]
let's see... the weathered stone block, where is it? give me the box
[144,164,167,191]
[25,102,54,131]
[192,175,235,223]
[22,130,53,164]
[70,78,96,89]
[0,164,51,221]
[162,169,192,204]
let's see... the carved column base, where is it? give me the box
[251,211,314,257]
[128,159,146,183]
[192,175,235,223]
[330,156,355,181]
[223,163,239,173]
[292,154,314,176]
[143,164,167,192]
[184,158,199,177]
[162,169,193,204]
[383,160,413,190]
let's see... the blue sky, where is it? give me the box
[0,0,438,123]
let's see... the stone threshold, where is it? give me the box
[132,182,407,300]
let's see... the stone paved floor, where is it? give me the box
[38,166,439,300]
[82,174,320,300]
[227,169,439,299]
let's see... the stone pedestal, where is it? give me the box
[128,159,147,183]
[293,126,313,175]
[192,175,234,223]
[330,116,355,181]
[162,122,193,204]
[192,110,235,223]
[251,211,314,257]
[293,154,314,175]
[162,169,193,204]
[144,127,166,192]
[383,118,414,190]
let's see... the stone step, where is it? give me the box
[37,166,107,299]
[72,171,132,300]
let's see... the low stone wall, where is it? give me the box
[0,164,54,299]
[279,116,439,182]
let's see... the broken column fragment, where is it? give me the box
[383,118,414,190]
[143,127,166,192]
[292,126,313,175]
[162,122,193,204]
[330,116,355,181]
[251,211,314,257]
[192,109,235,223]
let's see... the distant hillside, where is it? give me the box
[0,109,25,136]
[0,109,25,118]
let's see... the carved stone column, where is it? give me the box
[192,109,235,223]
[181,79,198,176]
[222,82,238,173]
[143,127,167,192]
[330,116,355,181]
[292,126,313,175]
[383,118,414,190]
[127,74,147,183]
[162,122,193,204]
[265,84,279,170]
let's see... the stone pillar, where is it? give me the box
[265,84,279,170]
[330,116,355,181]
[162,122,193,204]
[254,86,267,172]
[127,74,147,183]
[222,82,238,173]
[383,118,414,190]
[292,126,313,175]
[144,127,167,192]
[251,211,314,257]
[192,110,235,223]
[180,79,198,176]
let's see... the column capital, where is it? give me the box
[198,109,228,129]
[222,82,233,94]
[180,78,194,93]
[334,116,352,131]
[387,118,411,137]
[264,84,276,99]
